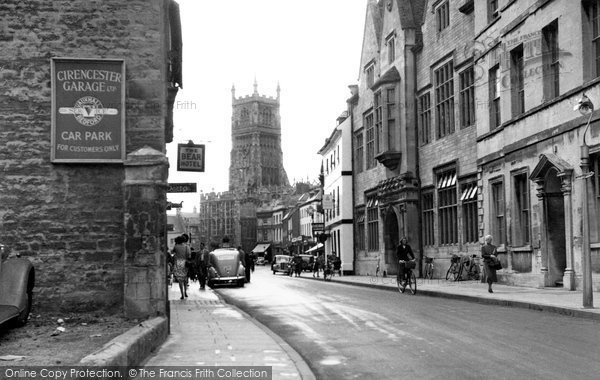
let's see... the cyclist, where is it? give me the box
[397,237,415,287]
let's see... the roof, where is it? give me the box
[252,243,271,253]
[167,215,185,234]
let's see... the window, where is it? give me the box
[461,182,478,243]
[374,91,383,154]
[365,112,376,169]
[418,93,431,145]
[365,62,375,88]
[542,20,560,100]
[490,179,506,245]
[488,0,499,23]
[367,198,379,251]
[586,0,600,78]
[356,208,365,250]
[511,45,525,117]
[513,173,530,246]
[435,60,455,138]
[355,132,364,174]
[422,190,434,246]
[436,1,450,32]
[387,34,396,64]
[459,67,475,128]
[437,169,458,244]
[489,65,501,129]
[386,87,396,150]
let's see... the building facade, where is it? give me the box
[319,112,355,273]
[415,0,477,275]
[352,0,424,276]
[474,0,600,290]
[0,0,182,315]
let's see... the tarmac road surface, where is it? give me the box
[216,266,600,380]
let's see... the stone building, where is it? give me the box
[415,0,477,275]
[0,0,182,316]
[352,0,424,276]
[474,0,600,290]
[229,80,289,193]
[318,111,355,273]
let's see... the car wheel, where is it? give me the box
[15,291,32,327]
[208,280,215,288]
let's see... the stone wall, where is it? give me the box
[0,0,169,313]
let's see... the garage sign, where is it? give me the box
[51,57,125,163]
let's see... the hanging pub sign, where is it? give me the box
[51,57,126,163]
[177,142,205,172]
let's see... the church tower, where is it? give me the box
[229,80,289,193]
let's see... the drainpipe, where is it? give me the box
[412,40,424,278]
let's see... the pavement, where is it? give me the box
[139,282,316,380]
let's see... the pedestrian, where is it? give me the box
[172,236,190,299]
[195,242,209,290]
[188,247,197,283]
[332,254,342,276]
[181,234,191,289]
[237,245,247,277]
[481,234,498,293]
[292,253,303,277]
[244,249,253,282]
[396,237,415,287]
[313,253,322,277]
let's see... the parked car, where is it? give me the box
[206,248,246,288]
[271,255,292,275]
[299,254,315,272]
[0,245,35,328]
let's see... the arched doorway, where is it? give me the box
[384,208,399,275]
[544,169,566,286]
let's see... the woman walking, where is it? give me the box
[481,235,498,293]
[172,236,190,299]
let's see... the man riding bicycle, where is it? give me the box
[397,237,415,286]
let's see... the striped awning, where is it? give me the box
[437,172,457,189]
[460,184,478,201]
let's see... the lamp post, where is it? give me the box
[574,94,594,308]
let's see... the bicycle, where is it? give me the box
[462,254,480,281]
[397,260,417,294]
[423,257,434,279]
[446,255,460,281]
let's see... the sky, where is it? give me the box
[166,0,368,212]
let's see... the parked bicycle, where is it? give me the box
[460,254,480,281]
[423,257,434,279]
[397,260,417,294]
[446,255,461,281]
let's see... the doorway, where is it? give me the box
[384,208,399,275]
[544,169,566,286]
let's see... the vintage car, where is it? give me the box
[207,248,246,288]
[271,255,292,275]
[299,254,315,272]
[0,245,35,328]
[255,255,266,266]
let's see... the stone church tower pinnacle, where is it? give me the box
[229,81,289,194]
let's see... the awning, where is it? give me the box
[252,243,271,253]
[305,243,324,254]
[460,184,478,201]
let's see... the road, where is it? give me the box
[216,266,600,380]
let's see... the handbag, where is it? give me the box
[489,256,502,270]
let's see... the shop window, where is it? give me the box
[461,182,478,243]
[512,172,530,246]
[437,168,458,244]
[490,178,506,245]
[422,190,435,246]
